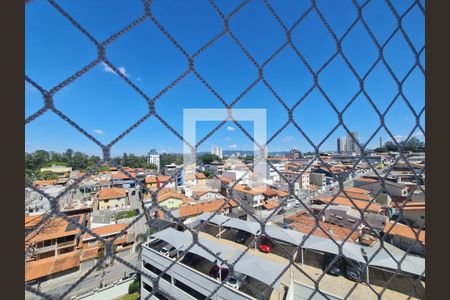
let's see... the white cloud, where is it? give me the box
[413,131,424,137]
[102,62,130,77]
[136,77,142,81]
[229,144,237,149]
[225,136,232,141]
[93,129,105,135]
[226,126,235,131]
[282,136,294,142]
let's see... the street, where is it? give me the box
[129,187,148,236]
[26,252,139,300]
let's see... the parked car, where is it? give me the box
[159,245,178,258]
[209,265,229,281]
[277,208,286,215]
[323,254,342,276]
[294,202,302,208]
[181,252,203,267]
[258,236,274,253]
[134,208,140,215]
[343,259,363,282]
[235,230,251,244]
[225,272,247,290]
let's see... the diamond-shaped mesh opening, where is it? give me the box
[25,0,425,299]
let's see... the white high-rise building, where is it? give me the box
[147,149,160,171]
[337,137,347,153]
[211,145,223,159]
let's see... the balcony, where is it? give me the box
[57,240,76,248]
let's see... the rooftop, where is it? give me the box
[98,187,127,200]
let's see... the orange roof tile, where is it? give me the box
[145,176,157,183]
[384,221,425,244]
[218,176,233,184]
[343,187,371,195]
[25,215,43,229]
[195,172,206,179]
[83,223,129,241]
[98,187,127,200]
[26,215,84,244]
[316,196,382,213]
[262,200,279,210]
[288,215,359,242]
[157,189,193,204]
[33,179,57,187]
[25,251,80,282]
[111,172,130,180]
[157,175,171,182]
[179,199,237,218]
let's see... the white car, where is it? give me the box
[159,245,178,258]
[294,201,302,208]
[225,272,247,290]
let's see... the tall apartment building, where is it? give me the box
[211,145,223,159]
[147,149,160,171]
[337,137,347,153]
[336,132,360,153]
[346,132,361,153]
[289,148,301,160]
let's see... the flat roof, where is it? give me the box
[150,228,287,287]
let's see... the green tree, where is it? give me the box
[198,153,221,164]
[128,279,140,294]
[384,141,398,152]
[38,171,58,180]
[374,147,387,153]
[145,163,158,170]
[32,150,50,169]
[72,151,89,170]
[62,148,74,165]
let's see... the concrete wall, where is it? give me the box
[142,246,253,300]
[74,277,134,300]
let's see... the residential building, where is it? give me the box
[211,145,223,159]
[80,223,134,261]
[172,199,237,224]
[205,161,225,175]
[164,163,184,187]
[40,165,72,179]
[280,171,310,190]
[353,177,409,200]
[397,202,425,228]
[96,187,129,211]
[147,149,160,171]
[192,190,226,203]
[289,148,301,160]
[144,176,158,190]
[346,131,361,153]
[383,221,425,256]
[337,137,347,153]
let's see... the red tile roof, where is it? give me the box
[98,187,127,200]
[25,251,80,282]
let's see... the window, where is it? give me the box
[144,262,171,282]
[348,219,356,223]
[175,279,207,300]
[336,216,343,220]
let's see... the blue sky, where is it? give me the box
[25,0,424,156]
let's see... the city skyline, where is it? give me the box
[26,0,424,157]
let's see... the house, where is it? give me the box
[195,172,207,184]
[353,177,409,199]
[155,189,194,210]
[157,175,175,189]
[40,165,72,179]
[232,184,288,209]
[172,199,238,223]
[110,171,135,188]
[396,202,425,228]
[191,190,225,203]
[144,176,158,190]
[97,187,129,211]
[312,195,384,214]
[205,161,225,175]
[285,213,360,242]
[80,223,134,261]
[33,179,57,188]
[383,221,425,256]
[25,214,87,282]
[280,171,310,190]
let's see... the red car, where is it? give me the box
[258,237,274,253]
